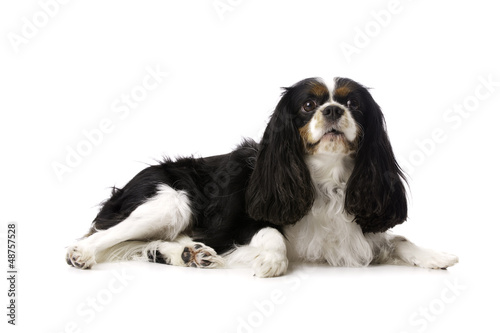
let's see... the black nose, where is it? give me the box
[322,105,344,120]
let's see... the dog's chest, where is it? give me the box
[284,185,373,266]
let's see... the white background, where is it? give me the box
[1,0,499,332]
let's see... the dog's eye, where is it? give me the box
[347,99,359,110]
[303,100,317,112]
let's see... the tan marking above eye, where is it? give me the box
[334,86,351,98]
[309,81,329,97]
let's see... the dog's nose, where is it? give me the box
[322,105,344,120]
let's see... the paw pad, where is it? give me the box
[181,243,223,268]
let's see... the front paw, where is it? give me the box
[252,250,288,278]
[412,250,459,270]
[66,244,96,269]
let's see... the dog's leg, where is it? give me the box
[226,227,288,278]
[367,233,459,269]
[66,185,192,269]
[95,235,224,268]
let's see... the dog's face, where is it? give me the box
[293,78,361,156]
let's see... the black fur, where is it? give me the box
[246,80,317,225]
[91,139,279,254]
[335,78,408,233]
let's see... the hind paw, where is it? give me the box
[181,243,224,268]
[66,244,96,269]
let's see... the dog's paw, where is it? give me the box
[252,250,288,278]
[66,244,96,269]
[147,249,172,265]
[411,250,459,270]
[181,243,224,268]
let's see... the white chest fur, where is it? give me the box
[285,154,374,266]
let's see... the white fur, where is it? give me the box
[225,227,288,278]
[97,235,225,268]
[66,184,192,269]
[391,237,459,269]
[285,154,459,270]
[286,154,374,266]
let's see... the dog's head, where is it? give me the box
[246,77,407,233]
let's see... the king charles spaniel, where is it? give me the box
[66,77,458,277]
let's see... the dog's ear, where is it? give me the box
[246,89,315,225]
[345,89,408,233]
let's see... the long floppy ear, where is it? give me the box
[246,89,315,225]
[345,89,408,233]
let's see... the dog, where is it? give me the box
[66,77,458,277]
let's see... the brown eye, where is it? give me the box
[347,99,359,110]
[303,100,317,112]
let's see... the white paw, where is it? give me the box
[411,250,459,269]
[66,244,96,269]
[252,250,288,278]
